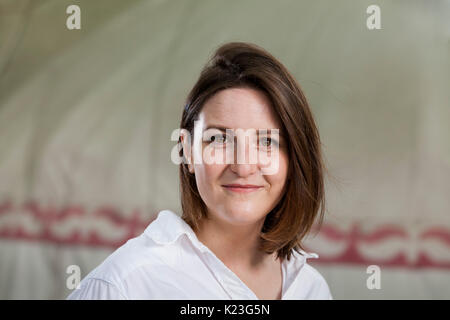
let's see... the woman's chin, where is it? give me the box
[220,208,266,225]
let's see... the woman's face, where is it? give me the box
[185,87,289,227]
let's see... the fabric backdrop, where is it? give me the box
[0,0,449,299]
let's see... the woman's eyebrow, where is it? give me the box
[204,125,286,139]
[205,125,230,132]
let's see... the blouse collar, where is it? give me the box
[145,209,319,260]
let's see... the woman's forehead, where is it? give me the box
[200,88,282,129]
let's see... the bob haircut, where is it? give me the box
[178,42,326,261]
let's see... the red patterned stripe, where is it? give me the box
[0,200,449,269]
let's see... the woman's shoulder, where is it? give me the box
[298,263,333,299]
[66,235,154,299]
[77,213,180,289]
[67,210,197,299]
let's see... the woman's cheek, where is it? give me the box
[196,164,221,195]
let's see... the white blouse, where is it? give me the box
[67,209,332,300]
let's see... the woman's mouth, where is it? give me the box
[222,184,263,193]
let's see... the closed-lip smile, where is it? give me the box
[222,184,263,193]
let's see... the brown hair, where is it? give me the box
[178,42,326,261]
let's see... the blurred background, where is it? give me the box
[0,0,449,299]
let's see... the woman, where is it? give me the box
[68,42,332,300]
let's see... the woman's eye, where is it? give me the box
[259,137,271,147]
[210,134,228,144]
[259,137,278,148]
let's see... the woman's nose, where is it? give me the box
[229,136,258,177]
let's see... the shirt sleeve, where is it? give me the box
[318,276,333,300]
[66,278,127,300]
[311,270,333,300]
[301,264,333,300]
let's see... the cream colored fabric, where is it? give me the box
[0,0,449,299]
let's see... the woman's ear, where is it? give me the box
[180,131,194,174]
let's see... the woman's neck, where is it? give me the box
[194,214,276,272]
